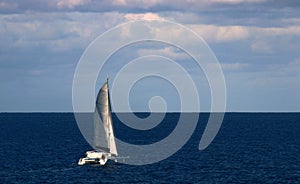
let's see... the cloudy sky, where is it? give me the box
[0,0,300,112]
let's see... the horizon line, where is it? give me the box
[0,111,299,113]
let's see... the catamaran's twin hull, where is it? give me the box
[78,157,105,165]
[78,151,114,166]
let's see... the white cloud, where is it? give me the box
[190,24,250,42]
[137,47,189,60]
[112,0,127,6]
[216,26,250,42]
[56,0,91,8]
[253,26,300,36]
[249,26,300,53]
[124,13,163,21]
[161,12,204,24]
[0,12,125,52]
[188,23,300,53]
[3,11,300,56]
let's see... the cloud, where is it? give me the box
[254,26,300,36]
[0,12,126,52]
[210,0,268,4]
[251,40,273,53]
[0,0,275,14]
[137,46,189,60]
[2,10,299,57]
[1,0,299,112]
[56,0,91,8]
[112,0,162,8]
[191,24,300,43]
[124,13,163,21]
[110,0,269,10]
[189,23,300,54]
[249,26,300,53]
[190,24,250,42]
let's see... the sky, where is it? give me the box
[0,0,300,112]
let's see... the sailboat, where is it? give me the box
[78,79,118,166]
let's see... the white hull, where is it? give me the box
[78,150,116,166]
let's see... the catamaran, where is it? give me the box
[78,79,118,166]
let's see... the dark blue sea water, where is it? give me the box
[0,113,299,183]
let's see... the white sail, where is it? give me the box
[94,79,118,156]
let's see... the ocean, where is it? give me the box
[0,113,299,183]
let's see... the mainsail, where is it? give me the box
[93,79,118,156]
